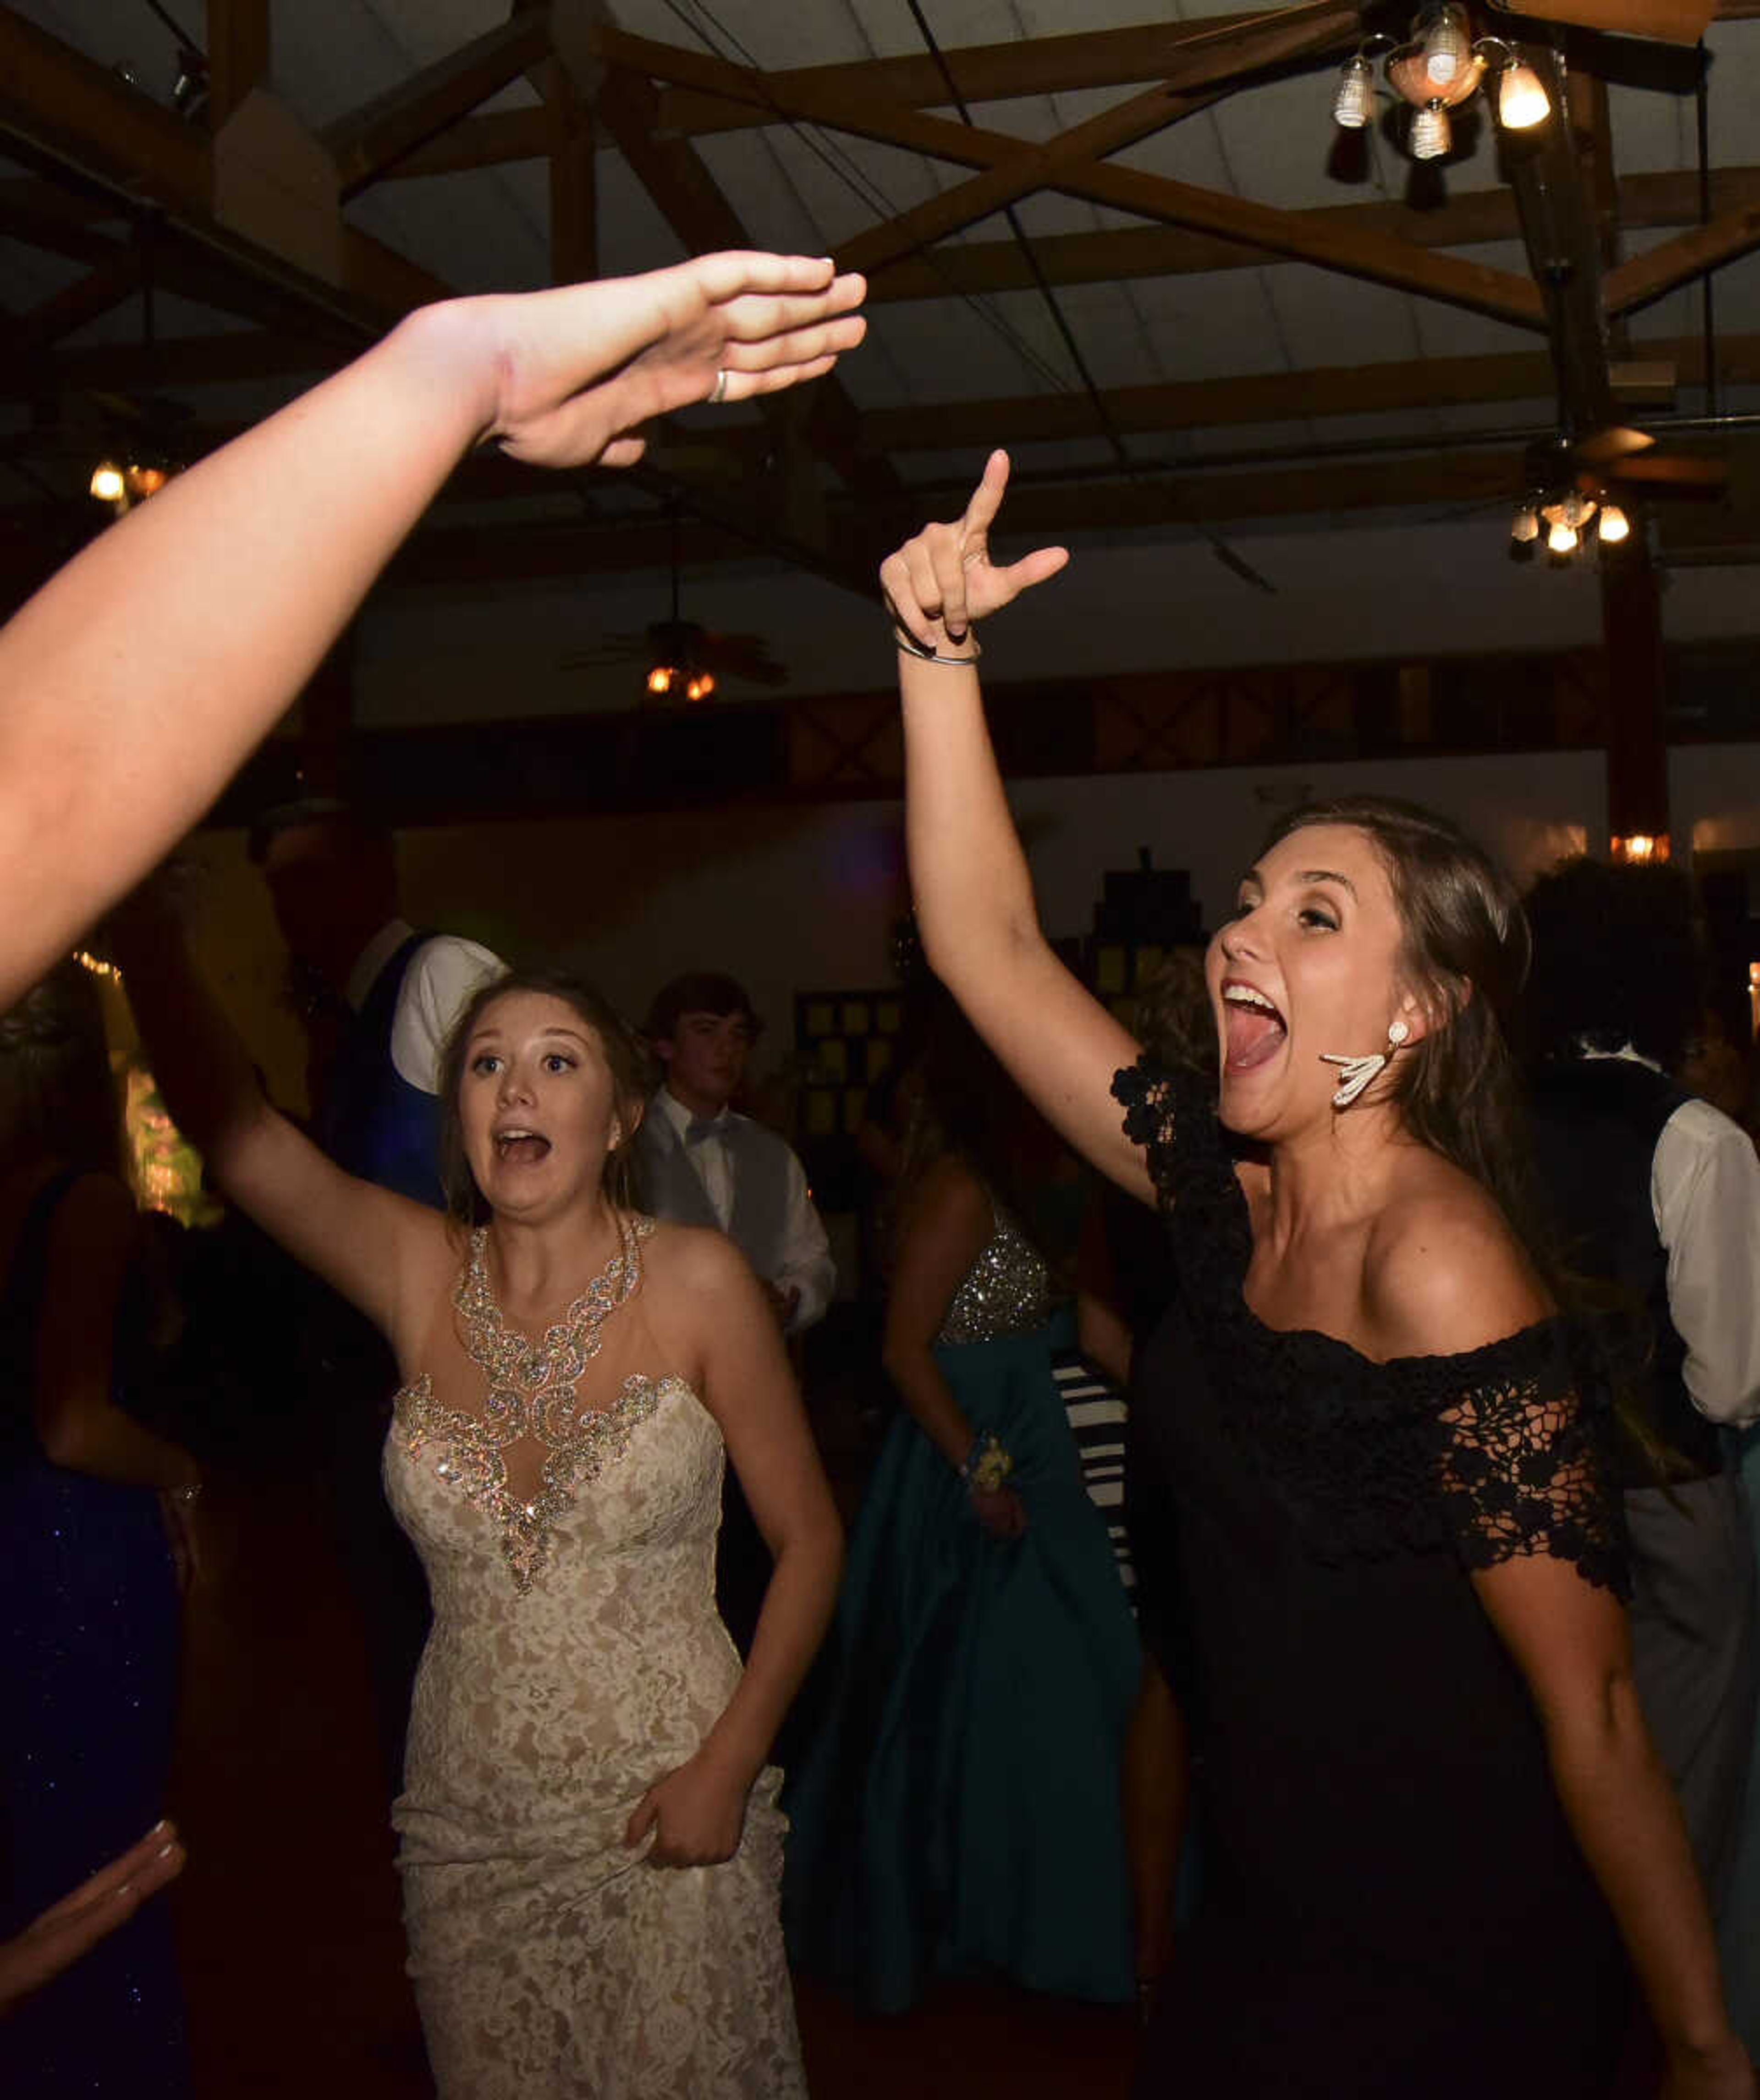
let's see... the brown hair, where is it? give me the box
[435,969,653,1227]
[1131,948,1217,1083]
[644,971,763,1047]
[1257,794,1536,1232]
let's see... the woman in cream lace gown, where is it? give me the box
[115,937,843,2100]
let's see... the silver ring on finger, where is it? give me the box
[709,369,730,405]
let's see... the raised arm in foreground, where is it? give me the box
[0,254,865,1009]
[883,452,1152,1201]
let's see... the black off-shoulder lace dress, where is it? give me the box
[1114,1059,1633,2099]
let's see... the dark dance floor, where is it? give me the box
[166,1441,1140,2098]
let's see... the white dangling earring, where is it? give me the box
[608,1121,623,1148]
[1320,1018,1410,1109]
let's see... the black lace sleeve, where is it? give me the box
[1424,1329,1628,1597]
[1111,1056,1179,1205]
[1111,1056,1235,1211]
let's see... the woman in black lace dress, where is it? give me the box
[877,452,1752,2100]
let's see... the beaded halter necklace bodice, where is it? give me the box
[395,1212,660,1593]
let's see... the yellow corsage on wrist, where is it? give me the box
[960,1432,1014,1496]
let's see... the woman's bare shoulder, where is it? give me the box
[639,1216,757,1299]
[1364,1154,1551,1359]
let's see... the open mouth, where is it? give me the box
[1221,981,1287,1073]
[494,1127,552,1165]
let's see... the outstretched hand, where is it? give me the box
[880,450,1068,652]
[0,1823,185,2015]
[475,251,867,472]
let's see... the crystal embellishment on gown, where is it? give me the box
[395,1213,659,1595]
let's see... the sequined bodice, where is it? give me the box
[390,1213,656,1593]
[936,1202,1052,1346]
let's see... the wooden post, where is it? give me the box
[1600,528,1670,851]
[208,0,271,131]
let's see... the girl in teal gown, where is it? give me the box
[783,1019,1139,2012]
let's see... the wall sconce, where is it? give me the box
[1610,833,1669,863]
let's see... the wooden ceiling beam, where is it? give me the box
[1605,196,1760,314]
[599,23,1543,328]
[0,185,327,346]
[372,1,1760,171]
[208,0,271,130]
[594,66,903,554]
[601,6,1355,260]
[378,106,550,181]
[0,11,464,354]
[1502,54,1617,430]
[864,171,1760,303]
[23,327,340,395]
[0,12,209,216]
[323,12,553,198]
[652,11,1326,138]
[384,447,1534,588]
[533,58,597,286]
[863,351,1561,450]
[8,252,138,358]
[22,321,1752,484]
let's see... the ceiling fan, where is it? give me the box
[560,504,786,702]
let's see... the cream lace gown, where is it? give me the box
[383,1216,805,2098]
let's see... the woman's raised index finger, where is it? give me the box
[962,449,1013,536]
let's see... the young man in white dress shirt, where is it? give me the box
[634,972,834,1335]
[634,972,836,1652]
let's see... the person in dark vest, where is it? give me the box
[249,799,504,1788]
[1523,854,1760,1918]
[634,972,834,1650]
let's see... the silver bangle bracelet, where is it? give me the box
[892,626,981,668]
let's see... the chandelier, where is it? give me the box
[1331,7,1550,160]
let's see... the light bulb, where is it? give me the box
[647,665,673,694]
[1547,520,1578,554]
[1597,503,1629,544]
[1561,491,1597,528]
[1511,506,1540,544]
[1410,101,1451,159]
[1497,61,1549,128]
[1422,6,1471,84]
[685,672,715,701]
[128,464,168,497]
[1332,55,1376,128]
[89,461,125,503]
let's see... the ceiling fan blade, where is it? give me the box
[1487,0,1712,44]
[700,632,787,684]
[1574,425,1657,467]
[1608,453,1729,493]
